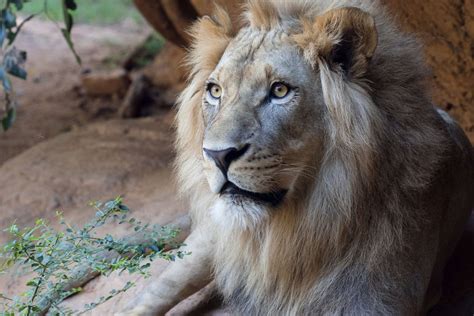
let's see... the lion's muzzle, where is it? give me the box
[203,144,250,177]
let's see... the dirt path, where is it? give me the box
[0,18,151,165]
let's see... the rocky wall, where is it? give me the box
[383,0,473,142]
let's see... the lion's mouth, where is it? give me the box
[220,181,287,206]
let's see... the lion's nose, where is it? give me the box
[203,144,250,175]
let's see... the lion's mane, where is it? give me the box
[174,0,451,314]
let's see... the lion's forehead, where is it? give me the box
[215,28,293,77]
[212,29,307,99]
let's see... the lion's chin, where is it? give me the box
[210,197,268,230]
[219,181,287,207]
[209,182,287,230]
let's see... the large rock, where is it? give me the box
[383,0,474,142]
[143,42,187,106]
[132,0,198,46]
[120,43,188,118]
[81,69,131,96]
[0,114,182,239]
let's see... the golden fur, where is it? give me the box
[123,1,473,315]
[173,1,473,314]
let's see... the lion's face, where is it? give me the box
[201,29,325,227]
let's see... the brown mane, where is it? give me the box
[174,0,456,314]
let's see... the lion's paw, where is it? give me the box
[115,305,155,316]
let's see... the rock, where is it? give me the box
[118,74,154,118]
[118,43,188,118]
[383,0,474,142]
[132,0,197,47]
[133,0,242,47]
[81,69,131,96]
[143,42,187,92]
[0,114,182,243]
[135,42,188,113]
[159,0,199,45]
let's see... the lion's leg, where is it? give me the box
[166,281,224,315]
[121,225,214,316]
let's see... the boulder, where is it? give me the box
[383,0,474,142]
[81,69,131,96]
[143,42,187,105]
[119,43,188,118]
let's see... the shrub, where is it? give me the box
[0,197,187,315]
[1,0,81,131]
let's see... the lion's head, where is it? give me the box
[200,24,327,227]
[176,2,383,229]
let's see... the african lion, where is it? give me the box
[124,0,474,314]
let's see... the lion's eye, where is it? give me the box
[270,82,290,99]
[208,83,222,99]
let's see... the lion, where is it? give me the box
[123,0,474,315]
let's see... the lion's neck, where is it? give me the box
[213,197,356,313]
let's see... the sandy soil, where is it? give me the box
[0,18,151,166]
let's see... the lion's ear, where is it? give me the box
[187,5,234,73]
[293,7,377,79]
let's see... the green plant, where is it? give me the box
[22,0,143,25]
[0,197,187,315]
[132,34,165,69]
[0,0,81,132]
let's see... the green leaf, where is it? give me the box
[1,74,11,92]
[26,280,38,287]
[64,0,77,11]
[119,204,129,212]
[12,0,24,10]
[2,9,16,29]
[8,224,19,234]
[62,0,75,33]
[63,12,73,34]
[0,24,5,46]
[60,28,81,65]
[2,74,11,92]
[59,1,81,65]
[3,48,27,80]
[29,305,42,312]
[2,108,16,131]
[6,63,26,79]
